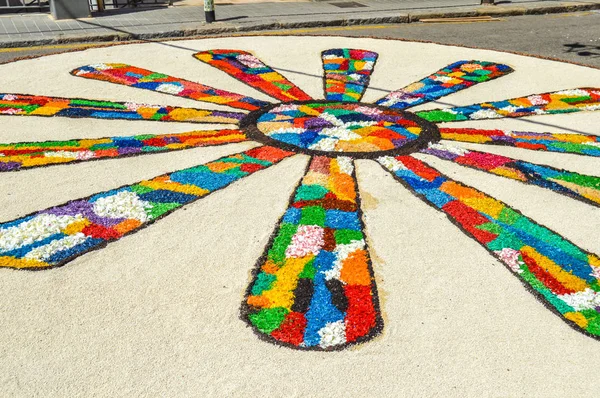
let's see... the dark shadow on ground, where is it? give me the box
[564,42,600,58]
[91,6,168,17]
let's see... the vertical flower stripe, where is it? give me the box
[243,156,381,349]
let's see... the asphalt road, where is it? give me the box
[290,10,600,68]
[0,11,599,67]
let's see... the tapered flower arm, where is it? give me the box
[242,156,382,350]
[72,64,269,111]
[376,61,513,110]
[0,94,246,124]
[439,127,600,157]
[422,143,600,208]
[0,130,248,172]
[378,154,600,338]
[417,88,600,123]
[321,49,378,102]
[194,50,313,102]
[0,146,294,270]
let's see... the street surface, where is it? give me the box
[0,11,599,67]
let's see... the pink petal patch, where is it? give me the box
[285,225,324,258]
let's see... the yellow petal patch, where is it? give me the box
[0,256,50,269]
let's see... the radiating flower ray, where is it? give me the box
[321,49,378,102]
[422,142,600,208]
[194,50,313,103]
[0,130,248,172]
[71,64,269,111]
[375,61,513,110]
[378,154,600,338]
[417,88,600,123]
[0,94,245,124]
[242,156,381,350]
[0,146,294,270]
[439,127,600,157]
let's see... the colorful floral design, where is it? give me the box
[252,102,433,154]
[322,49,378,102]
[71,64,268,111]
[378,155,600,335]
[439,128,600,156]
[376,61,513,109]
[244,156,380,349]
[0,93,245,123]
[423,143,600,207]
[1,47,600,350]
[0,146,292,269]
[417,88,600,122]
[194,50,312,102]
[0,130,247,171]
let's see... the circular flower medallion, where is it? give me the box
[241,101,440,157]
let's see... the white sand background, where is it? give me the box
[1,36,600,397]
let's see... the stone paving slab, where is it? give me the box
[0,0,598,47]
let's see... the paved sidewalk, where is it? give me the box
[0,0,599,47]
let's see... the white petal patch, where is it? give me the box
[264,127,306,137]
[336,157,354,175]
[319,112,344,127]
[325,239,365,281]
[309,137,338,152]
[502,105,520,113]
[236,54,264,69]
[271,104,299,112]
[93,191,152,222]
[377,156,408,172]
[25,233,88,261]
[354,106,383,116]
[555,89,592,96]
[432,75,453,83]
[558,288,600,311]
[469,109,502,120]
[88,63,112,71]
[285,225,324,258]
[43,150,94,160]
[494,248,524,274]
[318,320,346,348]
[0,214,84,252]
[427,142,469,156]
[527,95,548,105]
[156,83,184,95]
[1,108,20,115]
